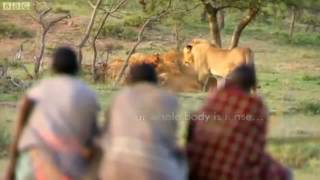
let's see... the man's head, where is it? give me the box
[127,63,158,84]
[226,64,257,93]
[51,47,79,75]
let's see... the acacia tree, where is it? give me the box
[302,10,320,32]
[90,0,128,81]
[279,0,320,39]
[167,1,202,50]
[229,6,259,48]
[77,0,103,65]
[115,0,173,85]
[199,0,262,48]
[31,0,70,78]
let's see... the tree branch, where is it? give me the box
[40,7,52,18]
[88,0,95,9]
[47,14,70,28]
[31,1,70,77]
[169,3,202,15]
[217,5,246,11]
[114,1,171,85]
[91,0,128,81]
[77,0,103,65]
[229,7,259,49]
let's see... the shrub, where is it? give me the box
[53,7,71,14]
[290,34,320,47]
[0,124,10,156]
[290,102,320,115]
[123,15,145,27]
[301,75,320,82]
[267,31,320,47]
[100,23,137,40]
[0,23,33,39]
[268,143,320,169]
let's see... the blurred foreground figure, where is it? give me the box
[6,47,100,180]
[99,63,187,180]
[187,65,291,180]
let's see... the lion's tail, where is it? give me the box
[245,48,254,67]
[245,48,258,92]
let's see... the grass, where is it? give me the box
[0,22,33,39]
[0,124,10,157]
[123,14,146,27]
[0,106,14,164]
[290,102,320,115]
[1,1,320,178]
[268,142,320,169]
[301,75,320,82]
[98,22,137,40]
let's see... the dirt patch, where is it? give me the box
[277,62,320,72]
[0,102,16,108]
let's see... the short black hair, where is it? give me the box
[127,63,158,84]
[227,64,257,92]
[51,47,79,75]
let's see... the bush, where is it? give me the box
[53,7,71,14]
[100,23,137,40]
[301,75,320,82]
[0,58,26,69]
[290,102,320,115]
[123,15,145,27]
[290,34,320,46]
[268,143,320,169]
[0,23,33,39]
[0,124,10,156]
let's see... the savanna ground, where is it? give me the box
[0,1,320,179]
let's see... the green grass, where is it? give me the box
[0,22,33,39]
[98,23,137,40]
[0,106,14,163]
[289,102,320,115]
[1,1,320,178]
[0,124,10,156]
[268,142,320,170]
[123,14,146,27]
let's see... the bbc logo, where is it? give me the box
[2,2,31,11]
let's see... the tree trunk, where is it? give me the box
[229,7,259,49]
[218,10,225,30]
[105,51,110,64]
[115,19,151,85]
[312,24,317,32]
[139,0,147,11]
[305,24,310,32]
[115,5,170,85]
[207,10,221,47]
[91,12,111,82]
[77,0,103,65]
[91,0,127,82]
[34,28,48,78]
[289,6,297,40]
[31,7,69,78]
[0,59,8,78]
[174,22,182,51]
[201,6,207,22]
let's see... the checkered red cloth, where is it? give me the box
[187,85,291,180]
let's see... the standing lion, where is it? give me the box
[183,39,255,91]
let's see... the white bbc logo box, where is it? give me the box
[2,1,31,11]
